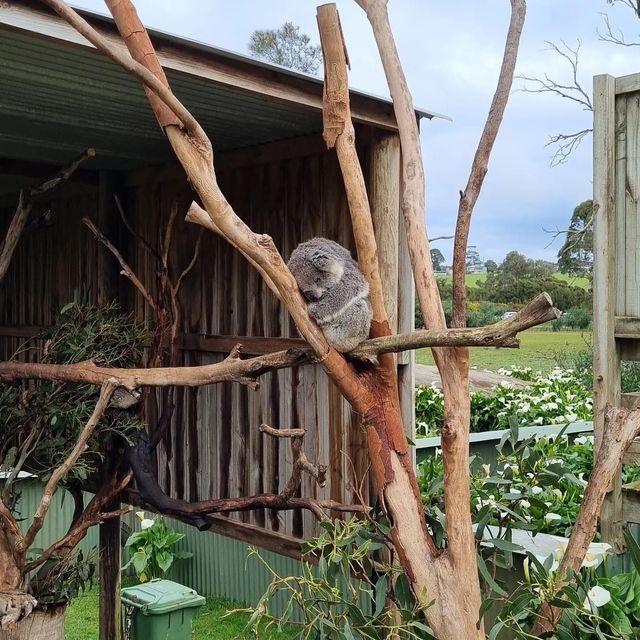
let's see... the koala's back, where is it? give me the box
[287,237,372,352]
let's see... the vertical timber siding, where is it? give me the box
[0,130,409,559]
[122,149,369,540]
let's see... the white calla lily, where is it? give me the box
[140,518,155,530]
[544,513,562,524]
[583,585,611,609]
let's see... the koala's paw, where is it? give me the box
[307,302,323,322]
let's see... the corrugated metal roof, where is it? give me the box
[0,2,448,179]
[0,25,324,170]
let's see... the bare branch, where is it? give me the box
[533,405,640,635]
[351,293,559,358]
[0,345,312,389]
[452,0,526,328]
[114,194,160,261]
[598,10,640,47]
[18,381,117,553]
[0,149,95,284]
[546,128,592,167]
[82,217,157,312]
[518,41,593,111]
[316,4,391,337]
[24,471,134,574]
[0,291,559,388]
[173,229,203,295]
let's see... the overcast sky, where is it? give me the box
[71,0,640,264]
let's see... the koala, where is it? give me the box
[287,237,372,352]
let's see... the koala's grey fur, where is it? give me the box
[287,238,372,352]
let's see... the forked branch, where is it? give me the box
[452,0,526,327]
[17,381,117,554]
[533,405,640,635]
[0,148,95,285]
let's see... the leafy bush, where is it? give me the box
[248,517,435,639]
[0,302,146,483]
[123,512,193,582]
[27,549,96,608]
[557,347,640,394]
[416,368,593,437]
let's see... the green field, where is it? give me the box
[436,272,590,291]
[416,329,591,373]
[66,587,295,640]
[552,272,591,290]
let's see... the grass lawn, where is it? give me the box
[437,272,591,291]
[416,329,591,373]
[552,272,591,290]
[65,585,296,640]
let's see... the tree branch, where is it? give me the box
[23,470,134,574]
[0,148,95,285]
[0,344,311,389]
[350,292,558,358]
[316,4,391,338]
[18,381,117,554]
[533,404,640,635]
[354,0,445,331]
[82,217,157,312]
[452,0,526,328]
[0,292,558,387]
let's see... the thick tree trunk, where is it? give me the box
[0,606,65,640]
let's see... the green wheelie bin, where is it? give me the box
[121,579,205,639]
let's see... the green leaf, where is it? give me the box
[374,574,387,618]
[624,527,640,575]
[483,538,524,553]
[488,620,505,640]
[131,551,147,576]
[477,552,507,596]
[156,551,173,574]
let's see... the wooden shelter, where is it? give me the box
[594,72,640,551]
[0,1,442,562]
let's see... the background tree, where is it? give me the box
[430,247,445,271]
[557,199,594,276]
[248,22,322,74]
[484,259,498,273]
[465,245,483,272]
[474,250,589,310]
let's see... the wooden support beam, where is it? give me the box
[369,130,400,333]
[99,498,122,640]
[616,316,640,339]
[593,74,624,550]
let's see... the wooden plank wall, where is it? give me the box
[121,146,371,540]
[0,183,101,360]
[594,72,640,549]
[0,131,409,544]
[614,84,640,320]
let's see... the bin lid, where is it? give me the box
[121,579,206,615]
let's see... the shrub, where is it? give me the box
[123,512,192,582]
[415,368,593,437]
[0,302,146,484]
[557,347,640,394]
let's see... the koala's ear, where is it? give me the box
[310,250,341,275]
